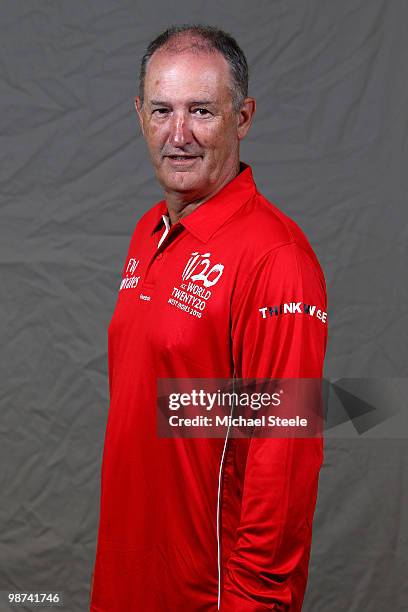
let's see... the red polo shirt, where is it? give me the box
[90,162,328,612]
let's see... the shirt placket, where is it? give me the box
[141,222,185,291]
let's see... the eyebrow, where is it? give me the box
[149,100,214,106]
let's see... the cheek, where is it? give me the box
[198,120,235,153]
[148,124,160,138]
[146,124,163,144]
[197,127,223,151]
[145,125,165,156]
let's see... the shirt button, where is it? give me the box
[157,252,163,260]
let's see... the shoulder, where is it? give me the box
[229,190,326,288]
[239,190,315,254]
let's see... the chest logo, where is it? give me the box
[182,252,224,288]
[168,251,224,319]
[119,258,140,290]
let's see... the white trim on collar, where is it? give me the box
[157,214,171,248]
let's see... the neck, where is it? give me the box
[165,160,241,225]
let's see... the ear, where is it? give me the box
[236,97,256,141]
[134,96,145,137]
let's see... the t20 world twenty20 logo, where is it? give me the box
[181,252,224,288]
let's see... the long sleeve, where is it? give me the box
[221,242,328,611]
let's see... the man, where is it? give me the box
[90,24,328,612]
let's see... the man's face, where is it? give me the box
[134,46,253,199]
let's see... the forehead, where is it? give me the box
[144,47,232,102]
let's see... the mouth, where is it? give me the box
[165,155,201,162]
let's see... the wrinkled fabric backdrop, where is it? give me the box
[1,1,407,611]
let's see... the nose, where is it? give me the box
[168,111,193,148]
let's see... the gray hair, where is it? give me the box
[139,24,248,113]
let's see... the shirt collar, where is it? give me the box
[151,161,257,243]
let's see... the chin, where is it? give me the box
[161,172,201,192]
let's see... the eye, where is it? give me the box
[193,108,211,116]
[152,108,169,115]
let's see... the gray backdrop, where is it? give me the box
[1,1,407,611]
